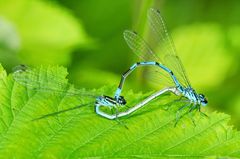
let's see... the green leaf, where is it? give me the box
[0,65,239,158]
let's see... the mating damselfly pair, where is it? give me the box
[13,8,207,124]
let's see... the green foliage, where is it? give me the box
[0,18,20,69]
[0,65,239,158]
[1,0,239,129]
[0,0,90,66]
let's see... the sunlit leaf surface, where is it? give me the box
[0,65,239,158]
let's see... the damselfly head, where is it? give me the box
[116,96,127,105]
[198,94,208,106]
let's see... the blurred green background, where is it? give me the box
[0,0,239,128]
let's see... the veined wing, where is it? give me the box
[123,30,161,62]
[123,30,175,88]
[147,8,191,87]
[12,65,96,98]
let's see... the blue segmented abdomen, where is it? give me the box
[114,61,183,99]
[155,62,181,88]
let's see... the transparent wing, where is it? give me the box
[123,30,161,61]
[12,65,96,98]
[147,8,191,87]
[123,30,176,88]
[144,68,174,87]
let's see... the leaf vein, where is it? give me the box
[161,117,229,153]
